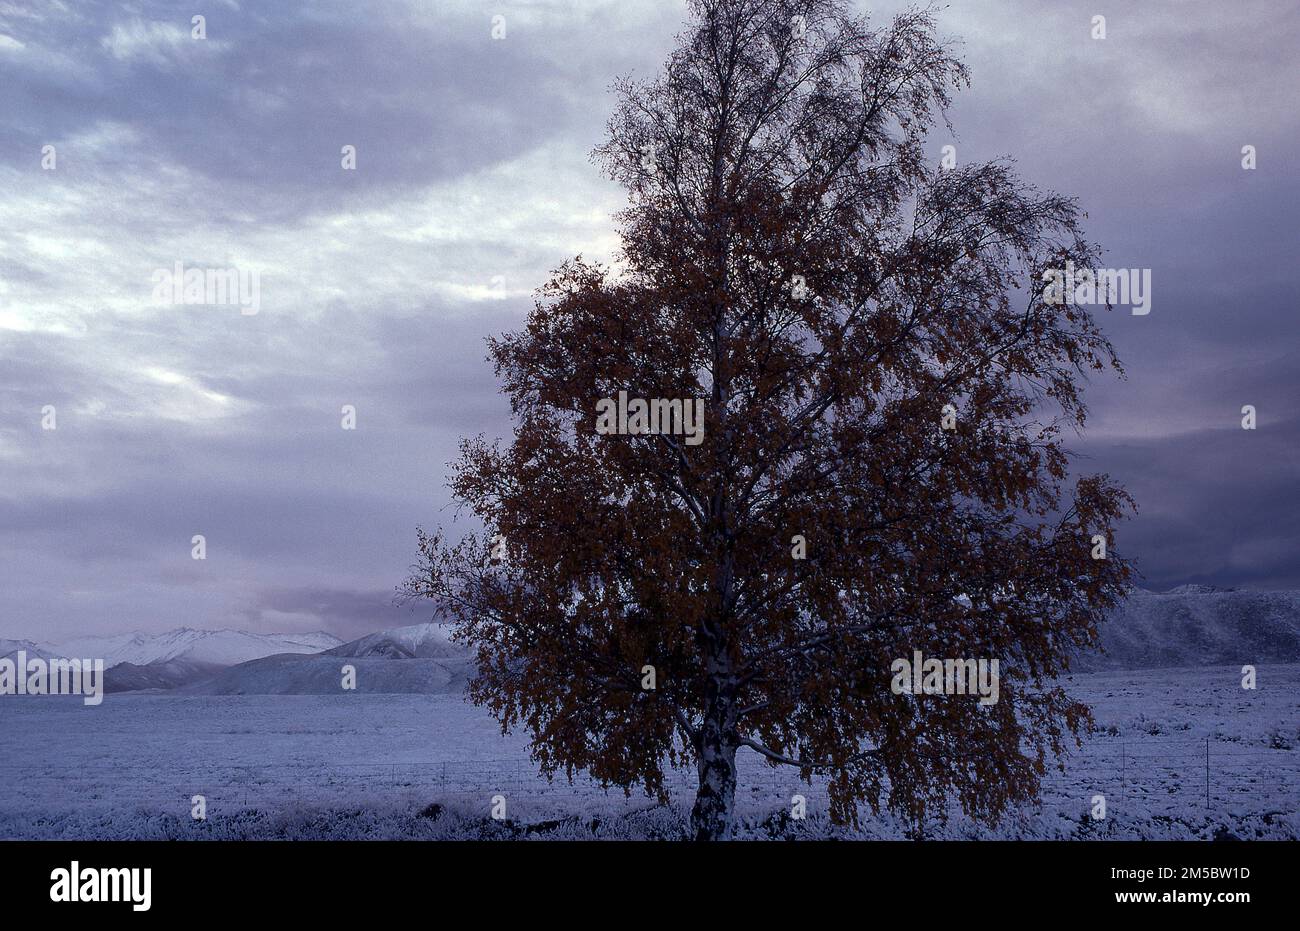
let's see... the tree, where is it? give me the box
[403,0,1134,840]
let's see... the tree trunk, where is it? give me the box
[690,670,739,840]
[691,733,738,840]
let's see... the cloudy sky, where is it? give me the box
[1,0,1296,643]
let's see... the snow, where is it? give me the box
[1082,586,1300,670]
[3,589,1295,838]
[42,628,342,668]
[0,664,1295,839]
[0,639,52,663]
[326,622,462,659]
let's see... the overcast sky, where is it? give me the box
[1,0,1296,643]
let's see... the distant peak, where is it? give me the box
[1165,583,1235,595]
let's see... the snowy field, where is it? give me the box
[0,665,1295,840]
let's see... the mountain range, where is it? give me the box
[0,628,342,693]
[1073,584,1300,671]
[6,585,1299,695]
[187,622,472,695]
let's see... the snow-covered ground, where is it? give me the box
[0,664,1295,840]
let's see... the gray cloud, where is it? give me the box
[1077,414,1300,591]
[1,0,1297,640]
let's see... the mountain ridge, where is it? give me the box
[40,627,342,667]
[187,623,470,695]
[8,585,1299,694]
[1080,585,1300,671]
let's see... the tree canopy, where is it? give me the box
[404,0,1134,840]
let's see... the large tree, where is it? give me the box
[404,0,1133,840]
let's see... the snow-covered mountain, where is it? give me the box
[103,658,227,693]
[11,584,1298,696]
[1082,584,1300,670]
[185,584,1300,696]
[187,623,471,695]
[46,628,341,668]
[0,638,53,663]
[325,622,463,660]
[1,629,343,693]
